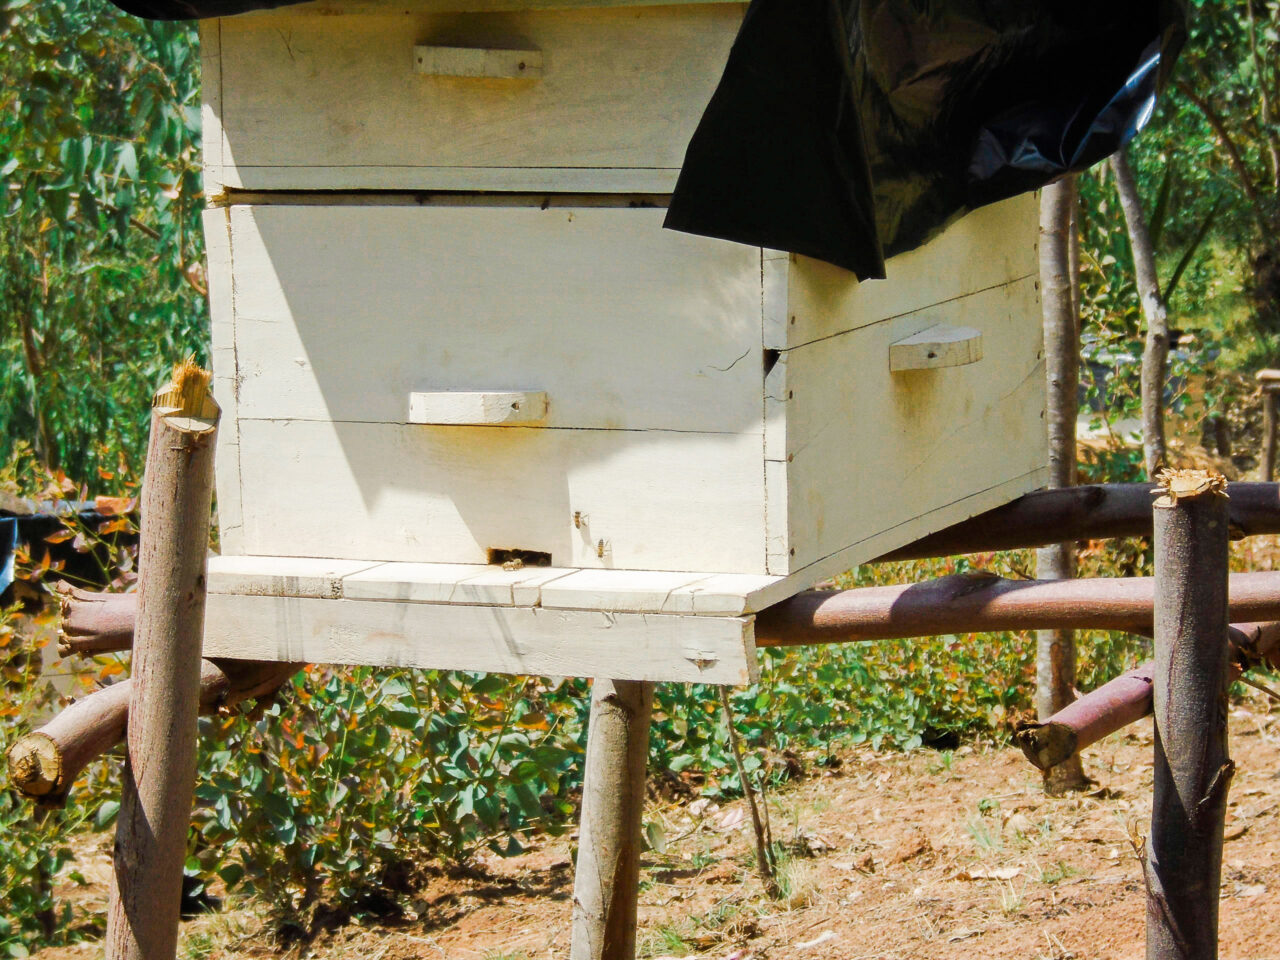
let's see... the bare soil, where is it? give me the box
[34,694,1280,960]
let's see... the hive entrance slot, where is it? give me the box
[488,548,553,568]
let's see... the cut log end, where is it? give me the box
[1013,720,1078,772]
[152,356,219,420]
[6,732,64,798]
[1153,468,1229,508]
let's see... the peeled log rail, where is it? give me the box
[872,482,1280,563]
[5,658,300,802]
[1014,622,1280,772]
[754,571,1280,646]
[1016,663,1156,772]
[57,583,136,657]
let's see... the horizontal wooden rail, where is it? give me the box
[754,571,1280,646]
[5,659,298,803]
[872,482,1280,562]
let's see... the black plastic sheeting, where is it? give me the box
[666,0,1186,277]
[108,0,1185,277]
[107,0,295,18]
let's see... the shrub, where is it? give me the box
[192,668,586,925]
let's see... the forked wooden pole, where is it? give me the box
[1145,470,1233,960]
[105,360,219,960]
[571,678,654,960]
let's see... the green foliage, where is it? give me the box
[191,668,585,926]
[0,0,206,481]
[0,601,96,957]
[1124,0,1280,370]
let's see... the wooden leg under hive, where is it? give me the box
[571,678,655,960]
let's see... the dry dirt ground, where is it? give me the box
[35,693,1280,960]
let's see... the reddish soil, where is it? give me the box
[35,693,1280,960]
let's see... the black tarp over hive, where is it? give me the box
[108,0,1186,277]
[666,0,1186,276]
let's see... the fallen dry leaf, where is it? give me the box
[715,807,747,831]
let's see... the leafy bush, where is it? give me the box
[0,0,206,481]
[0,600,98,958]
[191,668,586,926]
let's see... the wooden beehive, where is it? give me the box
[200,0,1047,683]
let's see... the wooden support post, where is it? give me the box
[571,678,654,960]
[105,361,219,960]
[1145,469,1233,960]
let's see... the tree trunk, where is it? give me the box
[1146,470,1233,960]
[105,361,219,960]
[6,659,299,803]
[571,678,654,960]
[1036,177,1089,792]
[1111,149,1170,477]
[753,570,1280,646]
[1263,391,1278,482]
[14,307,58,470]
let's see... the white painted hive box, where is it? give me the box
[200,0,1048,681]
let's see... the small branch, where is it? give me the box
[1239,673,1280,703]
[1015,620,1280,772]
[1175,78,1264,210]
[719,688,778,897]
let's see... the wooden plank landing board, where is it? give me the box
[205,555,764,683]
